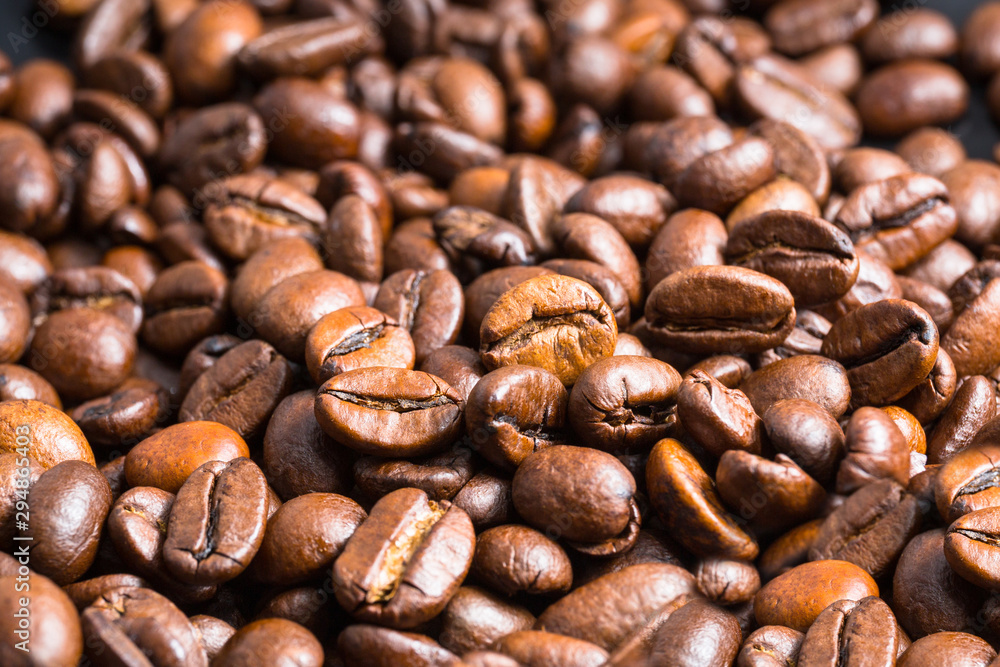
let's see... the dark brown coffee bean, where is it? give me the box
[810,479,921,579]
[465,364,567,470]
[374,269,464,364]
[439,587,535,655]
[856,60,969,137]
[822,299,939,408]
[763,399,846,485]
[535,562,698,652]
[451,468,515,530]
[84,50,173,119]
[0,230,52,295]
[262,390,355,500]
[164,458,269,585]
[647,598,742,667]
[644,265,796,355]
[677,370,764,459]
[238,18,379,79]
[20,461,107,586]
[764,0,877,56]
[432,206,536,281]
[210,618,323,667]
[480,274,618,386]
[0,364,60,407]
[726,210,858,307]
[502,156,585,257]
[568,356,680,454]
[322,194,384,284]
[419,345,486,404]
[717,451,826,537]
[33,266,143,334]
[927,376,997,465]
[897,275,954,332]
[837,407,911,495]
[735,54,862,150]
[353,446,474,502]
[73,0,151,69]
[250,269,366,360]
[165,0,263,104]
[142,260,229,357]
[898,632,996,666]
[70,378,168,449]
[0,120,59,234]
[645,209,728,291]
[0,571,82,664]
[797,596,899,666]
[107,485,176,579]
[9,60,74,140]
[647,438,758,560]
[738,625,804,667]
[834,173,958,271]
[178,334,242,399]
[893,529,986,639]
[862,9,958,64]
[230,238,323,323]
[30,306,137,402]
[473,524,572,596]
[512,445,636,544]
[672,15,771,106]
[305,306,414,385]
[250,492,365,586]
[333,487,475,628]
[550,212,643,311]
[180,339,293,440]
[316,367,464,457]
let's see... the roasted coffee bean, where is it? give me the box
[0,570,83,665]
[451,468,515,530]
[70,378,168,449]
[338,624,461,667]
[726,211,858,307]
[726,178,822,232]
[763,399,846,485]
[754,560,878,632]
[673,137,776,217]
[439,587,535,655]
[897,348,958,425]
[142,261,229,357]
[568,356,680,454]
[810,479,921,579]
[472,524,572,596]
[263,390,355,500]
[465,364,566,469]
[0,399,94,468]
[125,420,249,493]
[332,487,474,629]
[796,596,899,666]
[32,266,143,334]
[107,486,176,580]
[512,445,635,544]
[0,120,59,234]
[644,209,728,291]
[213,618,322,666]
[250,269,366,360]
[179,339,294,440]
[432,206,535,280]
[0,364,60,407]
[0,229,52,295]
[735,54,862,150]
[862,9,958,63]
[178,334,242,399]
[893,528,987,639]
[942,274,1000,378]
[250,492,366,586]
[898,632,996,666]
[374,269,464,364]
[738,625,804,667]
[837,407,911,495]
[419,345,486,404]
[316,367,464,457]
[479,274,617,386]
[944,506,1000,590]
[672,15,771,106]
[897,275,954,331]
[834,173,958,271]
[23,461,112,585]
[695,558,760,606]
[935,444,1000,524]
[685,355,753,389]
[353,447,473,503]
[647,438,758,560]
[927,376,997,464]
[549,212,643,311]
[540,259,631,330]
[238,18,379,80]
[644,265,796,355]
[324,194,385,284]
[856,60,969,137]
[822,299,938,409]
[741,355,852,419]
[305,307,414,384]
[764,0,877,57]
[0,281,29,364]
[29,306,137,403]
[163,458,269,585]
[676,370,764,458]
[834,148,912,194]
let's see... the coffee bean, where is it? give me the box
[439,587,535,655]
[797,596,900,665]
[142,261,229,357]
[332,487,475,628]
[0,399,94,467]
[0,573,82,666]
[238,18,379,80]
[738,625,804,667]
[125,420,249,493]
[935,444,1000,524]
[644,265,796,355]
[647,438,758,560]
[305,306,415,384]
[764,0,877,57]
[164,458,269,585]
[857,60,969,137]
[754,560,878,632]
[927,376,997,464]
[677,370,764,459]
[472,524,572,596]
[645,209,728,291]
[353,447,475,502]
[70,377,169,449]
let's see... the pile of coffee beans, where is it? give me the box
[10,0,1000,664]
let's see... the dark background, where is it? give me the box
[0,0,996,158]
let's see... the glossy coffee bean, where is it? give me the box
[316,367,464,457]
[480,274,618,386]
[647,438,758,561]
[763,399,846,486]
[179,339,293,440]
[0,399,94,468]
[439,586,535,655]
[644,265,796,355]
[935,444,1000,523]
[332,487,475,629]
[163,458,269,585]
[856,60,969,137]
[305,306,415,384]
[764,0,877,57]
[754,560,878,633]
[142,261,229,357]
[512,445,636,544]
[70,378,168,449]
[472,524,572,596]
[125,421,249,493]
[210,618,323,667]
[676,370,764,459]
[375,268,464,364]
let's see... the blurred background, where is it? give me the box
[0,0,996,157]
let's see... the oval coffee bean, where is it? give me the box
[305,306,415,384]
[754,560,878,632]
[163,458,269,585]
[332,487,475,629]
[316,368,464,457]
[125,421,249,493]
[472,525,573,596]
[479,274,618,386]
[644,265,796,355]
[935,444,1000,524]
